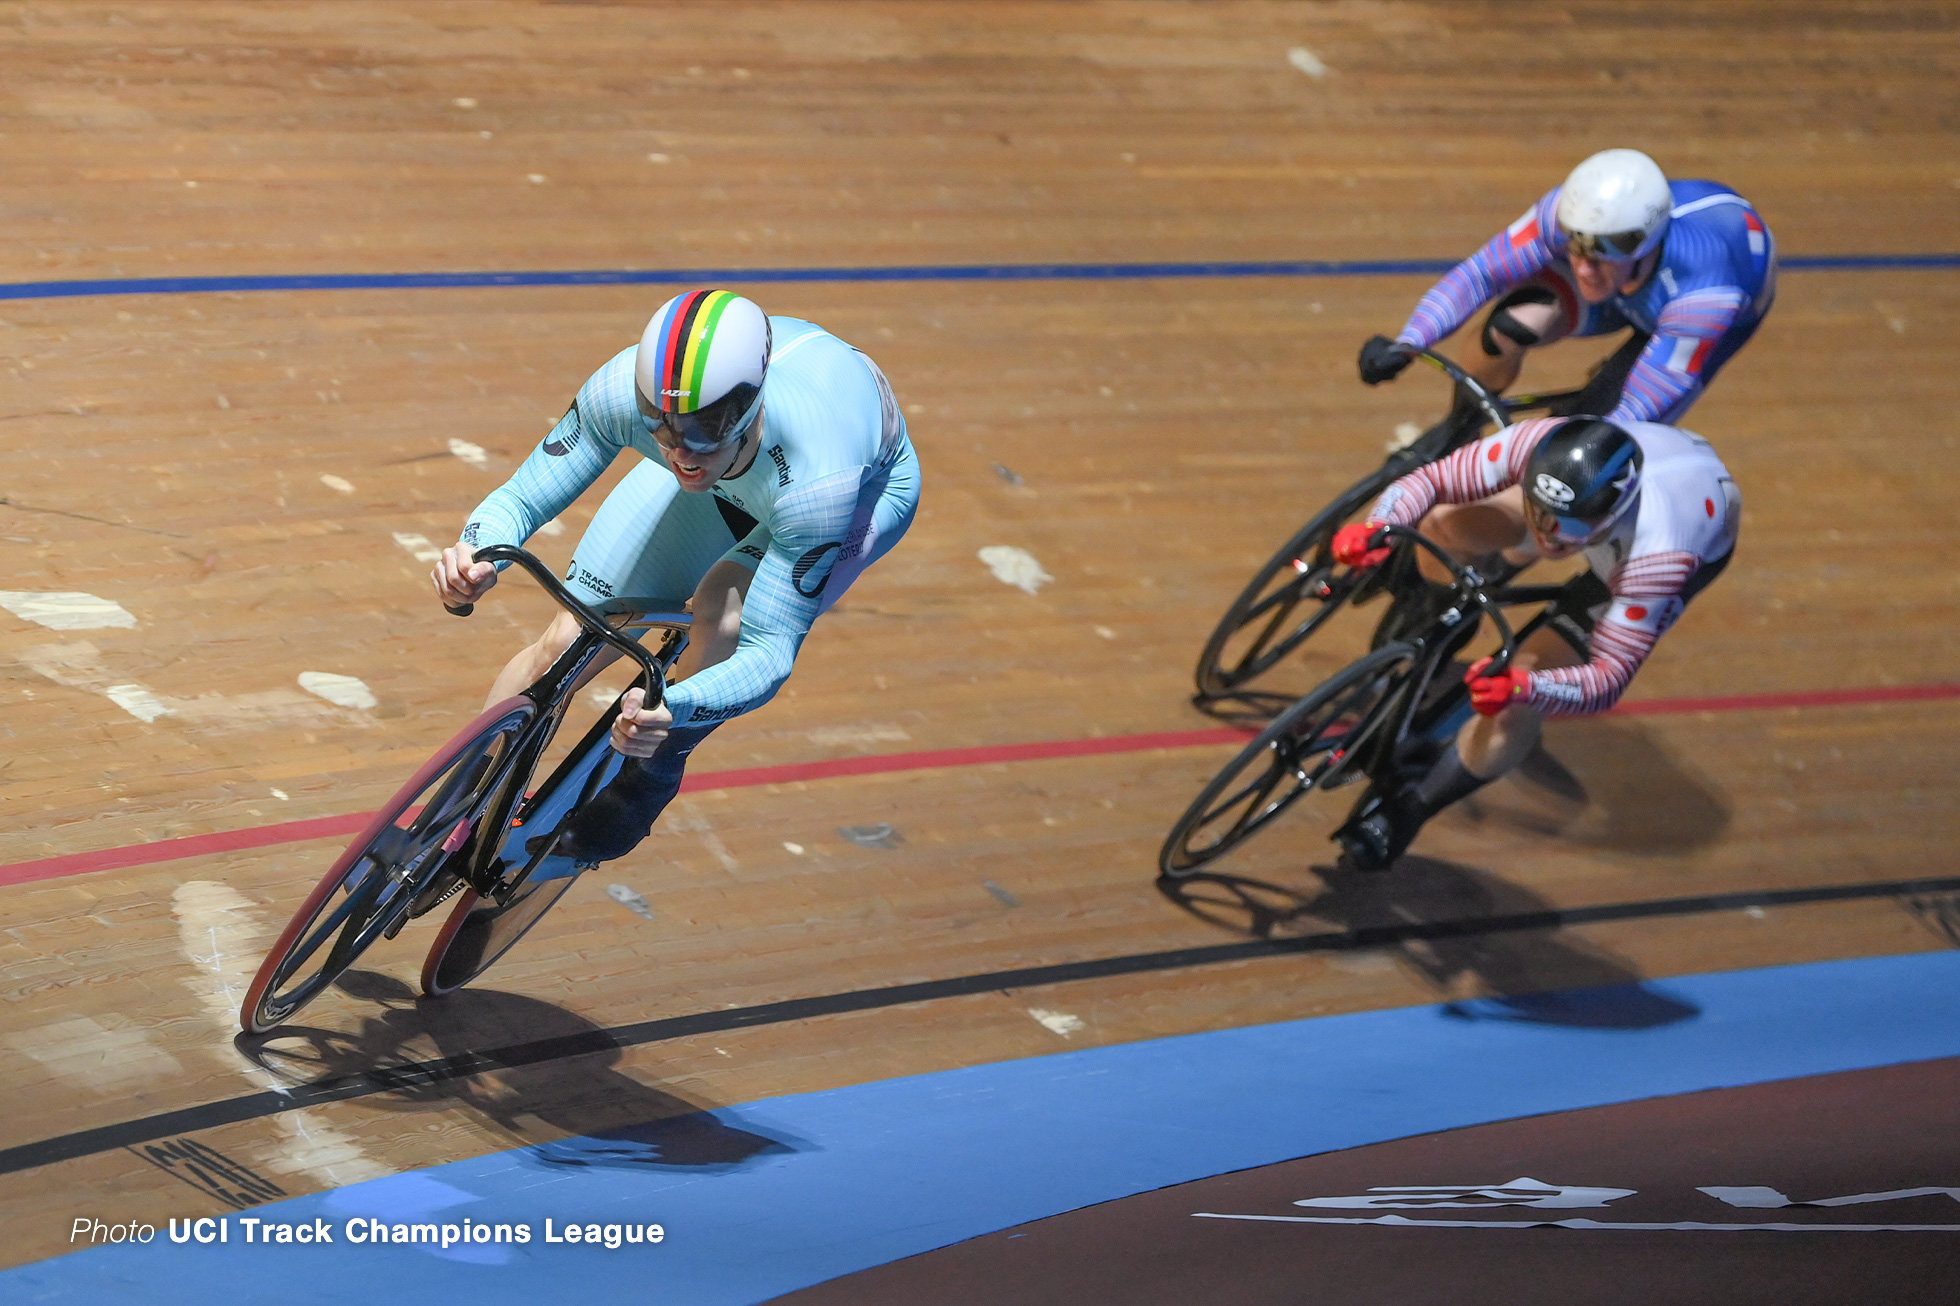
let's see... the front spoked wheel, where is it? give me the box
[1194,484,1384,700]
[240,697,537,1034]
[1162,643,1416,876]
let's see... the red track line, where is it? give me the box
[1607,682,1960,716]
[2,683,1954,891]
[0,813,372,891]
[675,727,1251,794]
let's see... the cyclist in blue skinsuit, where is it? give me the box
[1357,149,1777,424]
[433,290,919,864]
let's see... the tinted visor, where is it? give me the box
[1525,497,1611,547]
[1567,228,1648,261]
[639,381,762,455]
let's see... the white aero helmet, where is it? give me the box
[1556,149,1672,263]
[634,290,772,453]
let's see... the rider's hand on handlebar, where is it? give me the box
[432,543,497,610]
[1357,335,1414,386]
[1465,657,1531,717]
[1331,520,1394,569]
[610,686,673,758]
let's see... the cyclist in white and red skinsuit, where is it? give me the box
[1328,415,1740,869]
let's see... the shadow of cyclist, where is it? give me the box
[1451,716,1731,855]
[235,970,795,1171]
[1156,858,1699,1031]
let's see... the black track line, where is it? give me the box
[4,871,1956,1177]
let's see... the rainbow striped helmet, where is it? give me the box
[634,290,771,453]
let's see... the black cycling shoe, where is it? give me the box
[1332,788,1395,870]
[1335,811,1396,871]
[1334,791,1421,872]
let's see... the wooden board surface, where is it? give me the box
[2,0,1957,1273]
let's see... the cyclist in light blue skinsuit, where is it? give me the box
[434,290,919,864]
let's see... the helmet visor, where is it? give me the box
[637,382,762,455]
[1525,497,1613,547]
[1567,228,1649,262]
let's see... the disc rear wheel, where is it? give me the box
[420,876,580,997]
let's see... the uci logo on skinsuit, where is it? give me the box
[1535,473,1575,506]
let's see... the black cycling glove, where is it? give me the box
[1358,335,1413,386]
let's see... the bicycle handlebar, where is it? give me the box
[1395,346,1511,433]
[1374,524,1519,675]
[455,545,679,709]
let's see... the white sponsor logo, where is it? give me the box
[1195,1179,1960,1233]
[1534,473,1575,506]
[1295,1178,1630,1210]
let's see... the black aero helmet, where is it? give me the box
[1524,418,1644,546]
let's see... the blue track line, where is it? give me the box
[0,254,1954,302]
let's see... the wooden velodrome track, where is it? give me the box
[2,0,1957,1278]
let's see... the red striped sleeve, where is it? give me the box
[1369,419,1555,527]
[1524,549,1700,715]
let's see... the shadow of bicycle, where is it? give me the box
[235,970,797,1172]
[1157,857,1699,1030]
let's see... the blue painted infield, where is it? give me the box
[11,950,1960,1304]
[0,254,1954,301]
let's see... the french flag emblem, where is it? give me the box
[1666,335,1716,375]
[1507,210,1540,249]
[1744,210,1766,256]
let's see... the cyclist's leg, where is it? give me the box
[1344,569,1599,869]
[1341,622,1583,869]
[673,558,751,680]
[1372,485,1532,650]
[1456,551,1738,784]
[1412,484,1531,582]
[483,460,736,706]
[1462,265,1585,395]
[1452,623,1586,781]
[554,542,757,863]
[559,445,918,864]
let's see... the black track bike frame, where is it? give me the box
[1192,344,1611,703]
[1333,523,1583,804]
[439,545,692,907]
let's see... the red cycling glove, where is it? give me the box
[1465,656,1531,717]
[1331,519,1393,569]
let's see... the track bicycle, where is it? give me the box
[1162,524,1590,877]
[1191,333,1644,704]
[240,545,691,1035]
